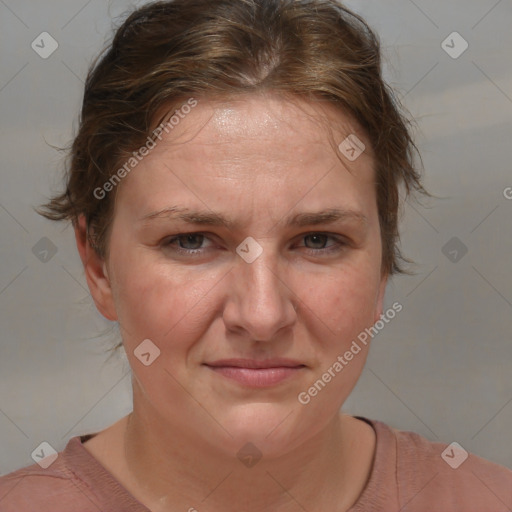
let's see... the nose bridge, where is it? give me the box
[244,250,282,302]
[227,245,296,340]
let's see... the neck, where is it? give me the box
[116,393,375,512]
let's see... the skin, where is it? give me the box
[75,91,388,512]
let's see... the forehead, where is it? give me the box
[152,92,372,159]
[115,92,378,226]
[140,92,375,183]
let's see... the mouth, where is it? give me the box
[204,359,306,388]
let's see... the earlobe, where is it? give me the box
[74,215,118,321]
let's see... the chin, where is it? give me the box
[211,403,323,458]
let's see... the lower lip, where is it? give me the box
[206,366,304,387]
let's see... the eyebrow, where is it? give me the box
[138,206,368,230]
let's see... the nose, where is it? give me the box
[222,248,298,342]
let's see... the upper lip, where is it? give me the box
[205,358,305,369]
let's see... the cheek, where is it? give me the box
[303,261,381,341]
[296,265,380,405]
[110,253,221,350]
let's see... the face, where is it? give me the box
[85,92,387,455]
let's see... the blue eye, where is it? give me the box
[161,232,346,257]
[174,234,205,250]
[163,233,211,255]
[304,234,331,249]
[301,233,346,254]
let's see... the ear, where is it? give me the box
[74,215,118,321]
[374,273,388,323]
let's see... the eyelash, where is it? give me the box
[162,232,347,257]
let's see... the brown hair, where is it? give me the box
[39,0,427,275]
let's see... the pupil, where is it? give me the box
[183,234,203,249]
[308,234,326,248]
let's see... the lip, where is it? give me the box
[204,358,306,387]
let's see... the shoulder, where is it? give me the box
[0,435,148,511]
[0,442,90,511]
[0,435,146,512]
[374,418,512,511]
[0,454,77,512]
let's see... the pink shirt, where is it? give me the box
[1,417,511,511]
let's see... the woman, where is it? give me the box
[1,0,510,510]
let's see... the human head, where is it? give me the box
[36,0,429,462]
[72,90,389,456]
[40,0,426,278]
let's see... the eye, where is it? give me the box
[162,233,213,255]
[160,232,347,258]
[299,233,347,255]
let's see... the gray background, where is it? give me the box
[0,0,511,475]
